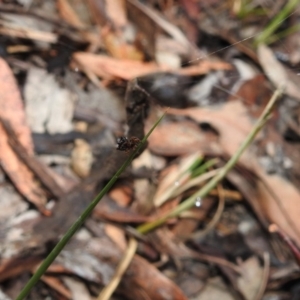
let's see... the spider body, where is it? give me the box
[116,136,141,152]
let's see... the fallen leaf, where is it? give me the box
[93,196,150,223]
[191,277,235,300]
[73,52,168,80]
[258,44,300,101]
[73,52,229,81]
[147,119,217,156]
[104,224,127,250]
[109,184,133,207]
[123,254,188,300]
[0,58,47,210]
[237,257,263,300]
[41,275,72,299]
[62,276,90,300]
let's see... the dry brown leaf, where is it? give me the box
[62,277,90,300]
[109,184,133,207]
[0,58,47,211]
[237,257,263,300]
[73,52,168,80]
[125,254,188,300]
[104,224,127,250]
[41,275,72,299]
[168,102,254,161]
[258,44,300,101]
[147,120,216,156]
[178,60,232,76]
[73,52,228,80]
[194,277,235,300]
[168,101,300,247]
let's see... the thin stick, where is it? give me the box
[137,86,284,235]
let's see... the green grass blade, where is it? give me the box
[254,0,299,46]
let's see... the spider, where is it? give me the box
[116,136,141,153]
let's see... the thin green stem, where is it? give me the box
[264,23,300,45]
[254,0,299,46]
[137,87,284,235]
[16,113,166,300]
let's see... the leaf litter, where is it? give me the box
[1,1,300,300]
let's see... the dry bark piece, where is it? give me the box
[24,67,75,134]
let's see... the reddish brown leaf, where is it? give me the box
[73,52,167,80]
[0,58,47,211]
[147,119,216,156]
[123,254,188,300]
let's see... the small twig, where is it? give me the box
[97,237,138,300]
